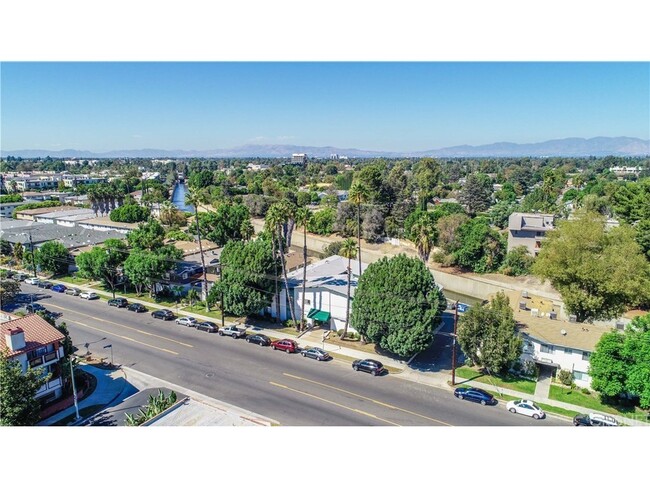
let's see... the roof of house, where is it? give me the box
[79,216,141,230]
[1,314,65,358]
[170,239,219,256]
[16,205,79,216]
[508,212,555,232]
[285,255,368,294]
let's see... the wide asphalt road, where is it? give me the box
[21,284,570,427]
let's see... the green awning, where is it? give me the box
[307,308,331,322]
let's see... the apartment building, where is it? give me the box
[507,212,554,256]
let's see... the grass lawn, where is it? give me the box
[180,304,241,323]
[549,385,650,424]
[89,284,178,307]
[56,275,92,286]
[454,366,537,395]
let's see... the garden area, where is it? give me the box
[453,365,537,395]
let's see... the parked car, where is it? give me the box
[196,321,218,333]
[506,399,546,419]
[151,309,175,320]
[301,347,330,361]
[108,297,129,308]
[26,303,46,313]
[12,273,28,282]
[352,359,386,376]
[176,316,198,327]
[41,310,62,321]
[245,334,271,347]
[573,413,619,427]
[37,281,53,289]
[25,277,40,285]
[65,287,82,296]
[219,325,247,339]
[80,291,99,300]
[127,303,147,313]
[51,284,67,293]
[270,338,299,353]
[453,387,495,406]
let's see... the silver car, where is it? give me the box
[300,347,330,361]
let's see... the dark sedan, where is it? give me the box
[352,359,386,376]
[127,303,147,313]
[26,303,46,313]
[196,321,218,333]
[245,334,272,347]
[151,309,175,320]
[453,387,495,406]
[37,281,53,289]
[108,298,129,308]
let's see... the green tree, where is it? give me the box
[414,158,442,209]
[123,251,173,297]
[127,219,166,251]
[435,213,470,253]
[191,202,254,246]
[109,204,150,223]
[339,238,357,340]
[622,314,650,408]
[307,207,335,235]
[453,217,506,273]
[489,200,520,229]
[13,242,24,263]
[75,239,128,299]
[532,211,650,322]
[295,207,312,329]
[457,292,523,374]
[409,214,437,264]
[0,239,12,256]
[349,181,370,278]
[588,331,628,400]
[35,241,70,276]
[0,350,49,426]
[458,173,493,215]
[351,254,444,357]
[208,237,278,317]
[0,279,21,303]
[500,246,535,276]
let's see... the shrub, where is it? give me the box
[557,369,574,386]
[581,388,591,395]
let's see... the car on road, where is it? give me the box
[12,273,28,282]
[65,287,82,296]
[246,334,272,346]
[108,297,129,308]
[573,413,619,427]
[51,284,67,293]
[453,387,495,406]
[301,347,330,361]
[151,309,175,320]
[25,277,40,285]
[270,338,299,353]
[195,321,218,333]
[37,281,53,289]
[41,310,63,321]
[80,291,99,300]
[352,359,386,376]
[219,325,247,339]
[26,303,46,313]
[506,399,546,419]
[127,303,147,313]
[176,316,198,327]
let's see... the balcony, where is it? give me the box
[35,377,62,396]
[28,350,59,368]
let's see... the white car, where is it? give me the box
[506,399,546,419]
[25,277,40,285]
[175,316,198,327]
[80,292,99,300]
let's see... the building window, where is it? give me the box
[541,344,554,354]
[573,371,590,382]
[582,351,590,360]
[564,348,573,355]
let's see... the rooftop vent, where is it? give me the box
[561,329,567,335]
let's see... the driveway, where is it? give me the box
[409,312,464,372]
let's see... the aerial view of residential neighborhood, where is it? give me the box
[1,61,649,430]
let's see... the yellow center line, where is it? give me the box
[70,318,179,355]
[282,372,451,426]
[47,303,193,348]
[270,382,400,426]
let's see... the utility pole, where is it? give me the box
[69,358,80,421]
[218,262,225,330]
[451,300,459,386]
[28,233,37,278]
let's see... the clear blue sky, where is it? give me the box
[1,62,648,152]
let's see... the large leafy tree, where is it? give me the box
[532,211,650,322]
[458,173,493,215]
[127,219,166,251]
[208,237,278,317]
[35,241,70,276]
[0,350,49,426]
[0,279,21,303]
[75,239,128,298]
[109,204,150,223]
[457,292,522,374]
[351,254,444,357]
[191,202,254,246]
[414,158,442,209]
[452,217,506,273]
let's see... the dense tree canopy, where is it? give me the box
[457,292,522,374]
[75,239,128,296]
[351,254,445,357]
[458,173,493,215]
[109,204,150,223]
[35,241,70,275]
[0,350,48,426]
[191,202,254,246]
[452,217,506,273]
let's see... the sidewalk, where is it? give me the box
[42,275,649,427]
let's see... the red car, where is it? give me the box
[270,339,299,354]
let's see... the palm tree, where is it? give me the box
[187,288,199,308]
[266,201,298,328]
[339,238,357,341]
[295,206,312,330]
[186,188,210,312]
[159,201,176,226]
[348,182,369,278]
[410,217,436,264]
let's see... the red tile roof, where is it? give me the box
[1,315,65,358]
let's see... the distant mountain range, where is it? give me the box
[2,137,649,159]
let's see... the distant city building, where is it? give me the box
[247,163,270,171]
[507,212,555,256]
[610,166,643,176]
[290,153,307,166]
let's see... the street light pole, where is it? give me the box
[218,263,225,330]
[28,232,37,278]
[451,300,459,386]
[69,358,80,421]
[103,344,113,366]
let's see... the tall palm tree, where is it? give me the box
[295,206,312,330]
[339,238,357,341]
[159,201,175,226]
[348,182,369,278]
[265,205,283,323]
[266,201,298,328]
[411,218,436,264]
[186,187,210,312]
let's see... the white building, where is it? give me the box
[1,314,67,404]
[268,255,368,331]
